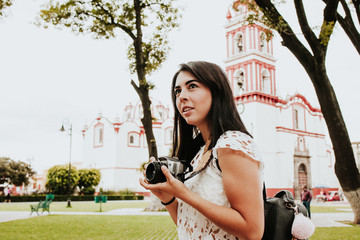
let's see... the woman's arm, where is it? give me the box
[139,178,179,225]
[140,148,264,239]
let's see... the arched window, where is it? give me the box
[293,105,305,130]
[294,109,299,129]
[260,32,266,52]
[235,33,243,53]
[94,123,104,148]
[234,69,245,94]
[128,132,140,147]
[261,69,271,94]
[157,106,163,121]
[124,104,133,122]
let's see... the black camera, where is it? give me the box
[145,156,186,184]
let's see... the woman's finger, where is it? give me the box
[139,178,152,190]
[161,166,175,182]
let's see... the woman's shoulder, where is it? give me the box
[215,130,254,146]
[214,130,260,162]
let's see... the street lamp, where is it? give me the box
[60,119,72,208]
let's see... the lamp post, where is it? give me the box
[60,119,72,208]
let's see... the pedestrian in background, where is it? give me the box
[301,185,312,218]
[4,186,11,203]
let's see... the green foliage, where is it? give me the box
[319,21,335,46]
[78,168,101,195]
[37,0,182,76]
[0,157,35,186]
[45,164,79,195]
[0,0,13,20]
[232,0,292,41]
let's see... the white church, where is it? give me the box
[80,3,340,199]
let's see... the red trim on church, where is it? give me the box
[276,126,325,138]
[266,188,294,197]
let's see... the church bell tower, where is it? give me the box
[224,3,277,104]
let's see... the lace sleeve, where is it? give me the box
[213,131,262,163]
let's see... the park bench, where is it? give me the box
[30,194,54,215]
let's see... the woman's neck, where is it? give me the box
[198,125,210,143]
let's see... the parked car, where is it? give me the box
[326,191,341,201]
[315,194,327,202]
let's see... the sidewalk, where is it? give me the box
[0,208,355,227]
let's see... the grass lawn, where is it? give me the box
[311,206,352,213]
[0,201,149,212]
[0,215,359,240]
[0,215,178,240]
[311,226,360,239]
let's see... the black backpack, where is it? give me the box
[262,188,309,240]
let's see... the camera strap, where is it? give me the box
[184,139,212,181]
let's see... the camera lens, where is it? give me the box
[145,161,166,184]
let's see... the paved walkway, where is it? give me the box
[0,202,355,227]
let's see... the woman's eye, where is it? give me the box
[189,83,197,89]
[174,89,181,96]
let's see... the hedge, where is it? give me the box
[0,194,144,202]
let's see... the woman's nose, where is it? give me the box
[179,90,188,102]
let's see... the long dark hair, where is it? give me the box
[171,61,251,168]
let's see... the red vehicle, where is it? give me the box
[326,191,341,201]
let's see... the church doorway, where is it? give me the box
[298,164,308,190]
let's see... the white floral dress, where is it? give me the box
[177,131,264,240]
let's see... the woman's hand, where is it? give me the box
[139,162,187,203]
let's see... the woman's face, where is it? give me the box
[174,71,212,130]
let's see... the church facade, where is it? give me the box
[80,4,340,198]
[81,99,173,192]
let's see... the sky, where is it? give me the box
[1,0,359,174]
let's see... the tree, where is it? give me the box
[45,164,80,195]
[233,0,360,223]
[78,168,101,195]
[37,0,182,160]
[0,0,13,20]
[0,157,35,186]
[334,0,360,55]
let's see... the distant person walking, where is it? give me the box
[301,185,312,218]
[4,186,11,203]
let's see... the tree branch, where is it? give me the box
[333,0,360,54]
[131,79,141,92]
[351,0,360,25]
[294,0,322,54]
[254,0,316,79]
[91,2,137,40]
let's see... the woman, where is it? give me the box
[140,61,264,240]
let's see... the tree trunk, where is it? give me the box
[132,0,160,212]
[132,0,158,159]
[253,0,360,223]
[311,69,360,224]
[138,85,159,159]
